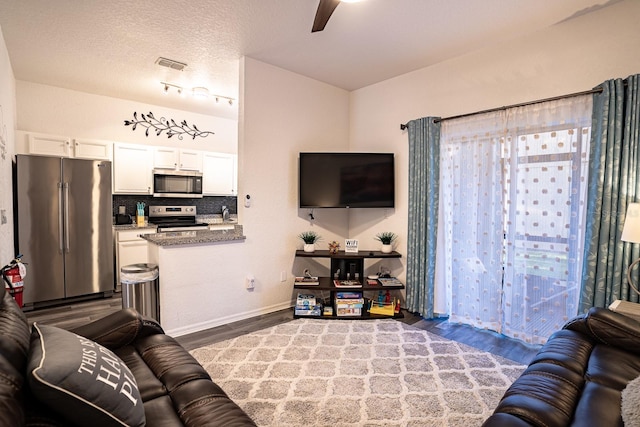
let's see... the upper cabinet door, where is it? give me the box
[25,133,112,161]
[153,147,178,169]
[73,138,112,160]
[202,152,236,196]
[113,143,153,194]
[28,133,71,157]
[178,149,203,172]
[153,147,202,171]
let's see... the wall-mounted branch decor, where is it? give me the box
[124,111,214,140]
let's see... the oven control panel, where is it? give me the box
[149,205,197,217]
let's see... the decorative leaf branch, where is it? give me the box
[124,111,214,140]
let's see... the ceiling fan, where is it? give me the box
[311,0,341,33]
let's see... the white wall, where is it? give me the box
[0,27,16,266]
[16,81,238,153]
[349,0,640,311]
[238,57,350,306]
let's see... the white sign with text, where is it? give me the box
[345,239,359,253]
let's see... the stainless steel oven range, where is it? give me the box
[148,206,209,232]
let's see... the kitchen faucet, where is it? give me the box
[222,206,230,221]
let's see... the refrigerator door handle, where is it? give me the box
[58,182,64,253]
[63,182,70,253]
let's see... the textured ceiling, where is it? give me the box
[0,0,615,118]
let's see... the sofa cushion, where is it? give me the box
[26,323,145,427]
[0,290,31,427]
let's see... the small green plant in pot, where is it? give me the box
[374,232,397,253]
[299,231,322,252]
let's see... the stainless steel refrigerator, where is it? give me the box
[16,154,114,307]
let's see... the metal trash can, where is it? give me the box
[120,263,160,322]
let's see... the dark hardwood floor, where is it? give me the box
[24,293,541,365]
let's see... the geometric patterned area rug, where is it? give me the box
[191,319,526,427]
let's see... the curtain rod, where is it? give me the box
[399,87,604,131]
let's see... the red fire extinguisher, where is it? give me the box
[2,255,26,308]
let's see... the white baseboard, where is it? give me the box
[165,301,293,337]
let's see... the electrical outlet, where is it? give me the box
[280,271,287,282]
[246,274,255,289]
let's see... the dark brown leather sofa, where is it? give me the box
[483,307,640,426]
[0,285,256,426]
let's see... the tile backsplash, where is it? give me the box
[113,195,237,216]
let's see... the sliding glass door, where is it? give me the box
[439,96,592,344]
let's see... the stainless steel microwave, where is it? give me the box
[153,169,203,198]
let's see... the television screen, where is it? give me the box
[299,152,395,208]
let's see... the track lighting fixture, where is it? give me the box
[159,82,235,106]
[192,87,209,98]
[161,82,182,95]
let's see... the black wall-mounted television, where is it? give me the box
[299,152,395,208]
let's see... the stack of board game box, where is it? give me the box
[295,293,322,316]
[334,291,364,317]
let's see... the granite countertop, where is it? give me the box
[141,225,246,246]
[113,224,157,231]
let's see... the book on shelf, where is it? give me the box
[294,276,319,285]
[333,279,362,288]
[378,277,403,287]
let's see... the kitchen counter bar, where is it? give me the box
[141,225,246,246]
[113,224,157,231]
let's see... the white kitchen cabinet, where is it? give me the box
[73,138,112,160]
[113,143,153,194]
[28,133,71,157]
[202,152,237,195]
[115,228,156,291]
[154,147,178,169]
[178,149,203,171]
[154,147,202,171]
[25,133,113,161]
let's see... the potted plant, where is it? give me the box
[299,231,322,253]
[375,232,397,253]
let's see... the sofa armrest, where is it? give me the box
[564,307,640,354]
[70,308,164,349]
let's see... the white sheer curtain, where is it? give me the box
[438,95,592,344]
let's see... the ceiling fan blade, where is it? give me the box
[312,0,341,33]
